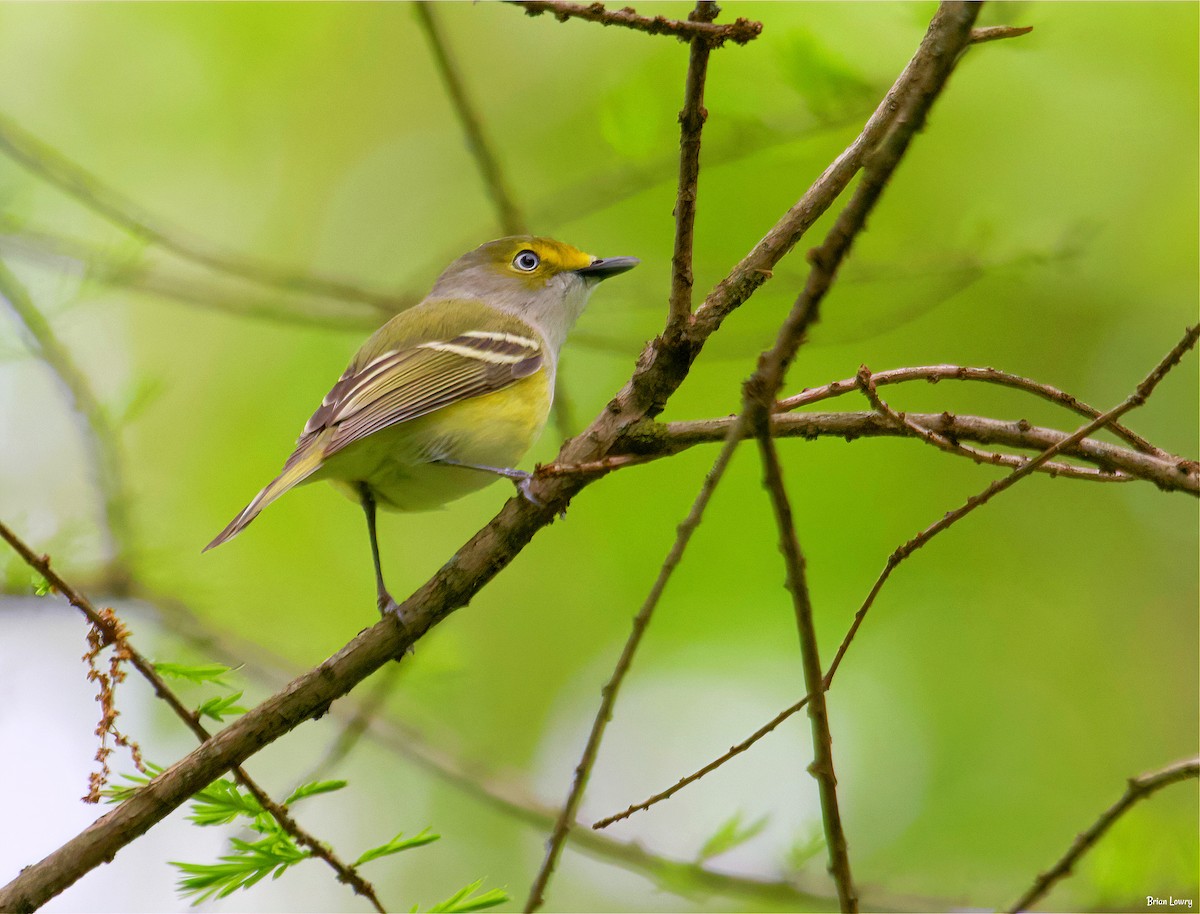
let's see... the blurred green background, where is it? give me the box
[0,2,1196,912]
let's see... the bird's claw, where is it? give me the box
[516,474,546,508]
[378,593,414,660]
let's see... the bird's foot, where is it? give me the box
[378,591,414,661]
[515,473,546,508]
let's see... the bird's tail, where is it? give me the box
[203,440,326,552]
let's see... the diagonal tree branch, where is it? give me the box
[823,323,1200,687]
[778,363,1167,458]
[415,3,527,237]
[598,325,1199,825]
[0,259,133,585]
[754,428,857,911]
[509,0,762,46]
[0,521,388,914]
[523,3,722,906]
[0,112,402,310]
[1007,757,1200,912]
[666,0,717,334]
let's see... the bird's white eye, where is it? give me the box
[513,250,540,272]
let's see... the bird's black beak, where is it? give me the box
[577,256,640,281]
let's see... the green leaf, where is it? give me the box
[424,879,509,914]
[785,825,826,871]
[31,572,51,596]
[197,690,247,722]
[153,661,238,688]
[284,779,348,806]
[775,31,875,122]
[354,827,439,866]
[695,811,769,863]
[173,833,308,904]
[100,763,164,803]
[108,374,166,427]
[187,777,264,826]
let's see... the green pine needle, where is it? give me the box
[420,879,509,914]
[197,690,247,722]
[284,779,348,806]
[696,811,770,863]
[152,661,239,688]
[100,763,165,804]
[173,834,308,904]
[354,827,439,866]
[187,777,264,826]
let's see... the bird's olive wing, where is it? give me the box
[298,331,543,457]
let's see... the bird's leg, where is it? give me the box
[431,458,543,507]
[359,483,401,618]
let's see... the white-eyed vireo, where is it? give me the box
[205,236,638,615]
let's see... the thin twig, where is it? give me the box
[602,326,1199,824]
[1007,757,1200,912]
[778,363,1165,457]
[592,692,812,829]
[754,430,857,911]
[0,226,396,330]
[852,365,1122,481]
[687,3,975,343]
[0,259,134,585]
[523,3,721,907]
[93,578,935,913]
[0,112,401,310]
[509,0,762,46]
[0,521,389,914]
[523,423,744,913]
[415,3,526,236]
[638,411,1197,493]
[970,24,1034,44]
[666,0,717,334]
[824,324,1199,687]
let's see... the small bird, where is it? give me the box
[205,236,638,617]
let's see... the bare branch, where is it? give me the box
[852,366,1125,482]
[778,363,1166,458]
[970,24,1034,44]
[0,112,401,309]
[593,691,811,829]
[0,226,396,330]
[635,411,1198,493]
[824,324,1199,687]
[523,408,744,913]
[754,429,857,911]
[0,521,388,914]
[666,1,717,333]
[0,259,133,582]
[688,3,977,345]
[597,325,1199,826]
[415,3,527,236]
[509,0,762,47]
[1007,757,1200,912]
